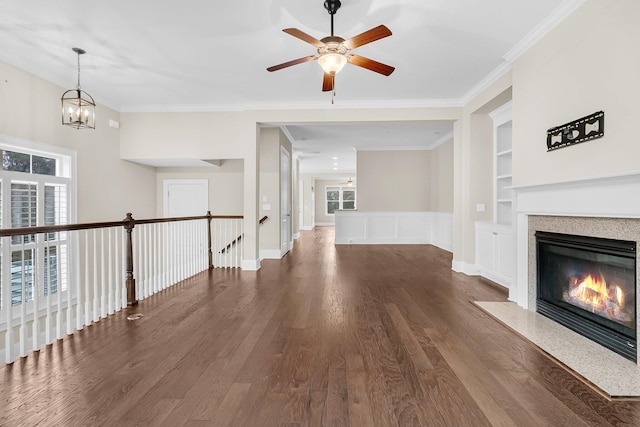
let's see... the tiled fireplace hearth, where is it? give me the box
[477,172,640,398]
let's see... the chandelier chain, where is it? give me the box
[76,52,81,90]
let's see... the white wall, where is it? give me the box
[259,128,292,256]
[155,160,244,217]
[512,0,640,187]
[430,138,454,212]
[452,77,513,270]
[357,150,432,212]
[0,60,156,222]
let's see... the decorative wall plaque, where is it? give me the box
[546,111,604,151]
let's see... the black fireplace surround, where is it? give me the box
[536,231,637,361]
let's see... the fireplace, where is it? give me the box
[536,231,637,361]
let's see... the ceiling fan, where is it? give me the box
[267,0,395,95]
[340,177,355,186]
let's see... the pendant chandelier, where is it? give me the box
[61,47,95,129]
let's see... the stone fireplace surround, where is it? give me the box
[477,172,640,398]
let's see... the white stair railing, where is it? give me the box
[0,212,247,365]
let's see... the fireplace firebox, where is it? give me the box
[536,231,637,361]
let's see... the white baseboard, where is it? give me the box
[451,260,479,276]
[293,232,300,240]
[301,226,313,231]
[241,259,261,270]
[260,250,282,260]
[314,222,334,227]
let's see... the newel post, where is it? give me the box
[207,210,213,269]
[124,213,138,307]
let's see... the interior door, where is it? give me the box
[163,179,208,217]
[281,147,291,255]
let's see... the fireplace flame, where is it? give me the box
[616,285,624,307]
[569,273,624,314]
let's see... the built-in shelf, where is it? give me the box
[475,100,514,289]
[491,102,513,226]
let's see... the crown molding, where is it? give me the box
[119,104,246,113]
[460,0,585,106]
[431,131,455,149]
[119,98,464,113]
[355,145,431,152]
[279,126,296,145]
[459,61,512,107]
[502,0,586,64]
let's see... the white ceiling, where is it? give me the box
[0,0,579,172]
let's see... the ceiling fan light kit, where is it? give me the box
[267,0,394,101]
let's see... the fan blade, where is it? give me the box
[283,28,325,48]
[343,25,392,50]
[347,54,395,76]
[267,55,316,72]
[322,73,334,92]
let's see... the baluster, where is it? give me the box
[236,219,240,268]
[44,233,53,345]
[171,222,176,284]
[2,236,15,363]
[119,227,127,309]
[180,221,184,280]
[190,220,195,276]
[217,220,221,268]
[66,232,74,335]
[19,239,27,357]
[141,224,145,296]
[108,227,114,314]
[207,212,213,269]
[32,234,41,352]
[235,219,240,268]
[114,228,121,311]
[223,219,228,268]
[55,233,64,340]
[136,222,143,300]
[162,223,168,289]
[214,219,218,268]
[76,230,85,331]
[93,229,99,322]
[152,223,157,294]
[145,224,151,296]
[61,231,69,337]
[149,224,157,295]
[83,231,91,326]
[100,228,106,319]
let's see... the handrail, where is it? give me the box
[0,214,244,237]
[0,211,245,307]
[220,215,268,254]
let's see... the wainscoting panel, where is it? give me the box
[335,211,453,252]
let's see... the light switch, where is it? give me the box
[476,203,485,212]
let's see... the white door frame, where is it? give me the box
[280,147,291,256]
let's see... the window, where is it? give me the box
[0,137,74,311]
[326,186,357,215]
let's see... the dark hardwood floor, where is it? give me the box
[2,227,640,426]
